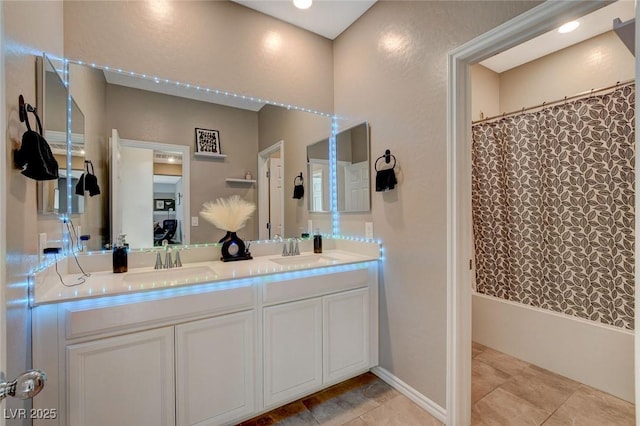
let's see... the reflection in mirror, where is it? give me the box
[111,135,189,249]
[67,61,332,250]
[336,122,370,212]
[37,56,86,215]
[307,138,330,213]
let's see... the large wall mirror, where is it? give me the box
[307,122,371,214]
[37,55,86,215]
[336,122,370,212]
[307,137,330,213]
[55,60,332,250]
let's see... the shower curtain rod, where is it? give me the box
[472,78,635,125]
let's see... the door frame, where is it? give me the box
[445,1,628,425]
[0,7,6,425]
[258,141,284,240]
[111,136,190,246]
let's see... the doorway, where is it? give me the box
[445,1,638,425]
[258,141,284,240]
[110,129,191,247]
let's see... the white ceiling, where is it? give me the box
[153,175,181,185]
[231,0,377,40]
[480,1,636,73]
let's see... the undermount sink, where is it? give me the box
[268,254,340,267]
[123,265,218,286]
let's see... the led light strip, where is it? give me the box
[330,116,339,235]
[63,59,72,254]
[61,58,334,118]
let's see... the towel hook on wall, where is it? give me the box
[374,150,397,171]
[18,95,36,124]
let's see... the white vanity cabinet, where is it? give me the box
[175,311,255,426]
[32,259,379,426]
[264,298,323,407]
[323,287,370,383]
[262,266,376,409]
[67,327,176,426]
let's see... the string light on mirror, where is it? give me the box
[62,57,332,117]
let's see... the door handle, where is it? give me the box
[0,370,46,401]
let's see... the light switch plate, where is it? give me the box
[365,222,374,239]
[191,216,199,226]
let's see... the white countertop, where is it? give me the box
[32,249,379,306]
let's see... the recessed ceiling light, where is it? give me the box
[558,21,580,34]
[293,0,312,10]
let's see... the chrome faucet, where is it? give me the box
[282,238,300,256]
[174,248,182,267]
[154,251,163,269]
[162,240,173,269]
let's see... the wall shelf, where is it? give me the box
[195,152,227,159]
[225,178,256,184]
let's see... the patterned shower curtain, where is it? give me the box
[471,84,635,330]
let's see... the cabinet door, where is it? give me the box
[264,298,322,407]
[323,288,370,383]
[175,311,255,426]
[67,327,175,426]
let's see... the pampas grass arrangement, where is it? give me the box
[200,195,256,232]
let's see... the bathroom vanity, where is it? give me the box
[31,239,380,426]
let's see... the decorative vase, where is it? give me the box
[219,231,252,262]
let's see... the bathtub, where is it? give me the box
[472,292,634,403]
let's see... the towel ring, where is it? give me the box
[294,173,303,185]
[375,150,396,171]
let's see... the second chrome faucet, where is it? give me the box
[282,238,300,256]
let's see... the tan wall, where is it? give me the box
[106,84,259,244]
[470,64,500,122]
[4,0,64,419]
[258,105,333,236]
[500,31,635,113]
[333,0,540,407]
[68,64,108,250]
[154,163,182,176]
[63,1,334,113]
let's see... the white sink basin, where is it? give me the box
[269,254,340,267]
[123,265,218,286]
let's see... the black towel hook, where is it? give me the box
[375,149,396,171]
[294,172,303,184]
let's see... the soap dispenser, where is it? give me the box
[113,234,128,273]
[313,229,322,254]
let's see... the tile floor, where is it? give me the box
[472,341,635,425]
[239,372,443,425]
[240,344,636,425]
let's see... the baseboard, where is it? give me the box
[371,366,447,423]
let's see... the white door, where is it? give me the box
[174,177,184,244]
[120,146,154,248]
[343,161,369,212]
[263,298,322,408]
[175,311,255,425]
[323,288,370,383]
[109,129,122,246]
[67,327,175,426]
[269,157,283,238]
